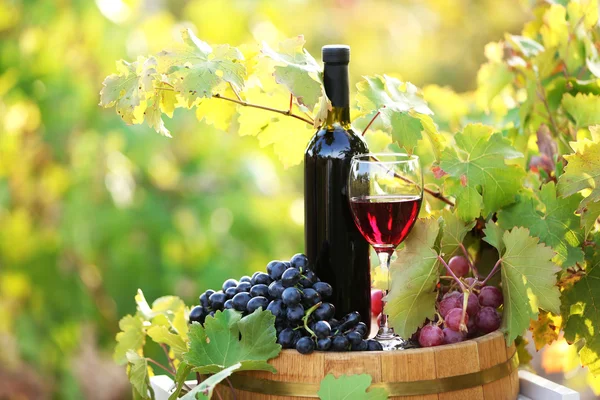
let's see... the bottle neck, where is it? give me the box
[323,62,351,128]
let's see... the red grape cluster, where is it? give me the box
[418,256,504,347]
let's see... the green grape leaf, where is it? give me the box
[438,208,476,257]
[100,56,175,137]
[158,28,245,106]
[261,36,323,109]
[581,200,600,236]
[135,289,186,319]
[357,75,432,115]
[385,218,441,339]
[557,138,600,209]
[126,351,154,400]
[184,309,281,374]
[356,75,440,157]
[561,256,600,375]
[147,325,188,360]
[100,57,157,124]
[180,363,242,400]
[317,374,388,400]
[506,34,545,57]
[484,226,561,344]
[483,221,505,253]
[498,182,584,268]
[562,93,600,128]
[114,314,145,365]
[388,111,424,151]
[439,124,525,221]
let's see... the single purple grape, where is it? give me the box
[418,325,444,347]
[478,286,503,309]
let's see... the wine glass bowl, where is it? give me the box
[348,153,423,350]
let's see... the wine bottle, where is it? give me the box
[304,45,371,330]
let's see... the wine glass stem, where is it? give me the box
[377,251,395,339]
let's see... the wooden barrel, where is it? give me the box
[220,331,519,399]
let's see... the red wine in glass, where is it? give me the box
[348,153,423,350]
[350,195,421,254]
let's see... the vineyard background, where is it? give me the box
[0,0,595,399]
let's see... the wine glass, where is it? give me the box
[348,153,423,350]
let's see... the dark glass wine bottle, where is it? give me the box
[304,45,371,330]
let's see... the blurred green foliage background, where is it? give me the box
[0,0,530,398]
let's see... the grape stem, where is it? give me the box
[213,93,315,125]
[482,258,502,286]
[225,377,238,400]
[437,255,466,291]
[459,292,469,333]
[302,301,322,337]
[147,357,176,376]
[361,110,381,136]
[229,82,243,101]
[160,343,177,374]
[459,243,480,279]
[439,275,456,280]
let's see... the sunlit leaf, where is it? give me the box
[126,351,153,400]
[261,36,323,109]
[561,254,600,375]
[557,137,600,210]
[484,225,561,344]
[562,93,600,128]
[386,219,441,339]
[438,208,475,257]
[439,124,525,221]
[498,182,584,268]
[114,314,145,365]
[184,309,281,374]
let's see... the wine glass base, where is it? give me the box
[376,336,406,351]
[375,327,407,351]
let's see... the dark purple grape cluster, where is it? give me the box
[189,253,382,354]
[417,273,504,347]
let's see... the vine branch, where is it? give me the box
[482,258,503,286]
[213,93,315,125]
[160,343,177,373]
[147,358,176,376]
[229,83,242,101]
[362,110,381,136]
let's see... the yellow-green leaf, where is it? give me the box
[385,218,441,339]
[114,315,145,365]
[484,226,561,344]
[562,93,600,128]
[440,124,525,221]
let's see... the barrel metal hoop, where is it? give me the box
[226,350,519,397]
